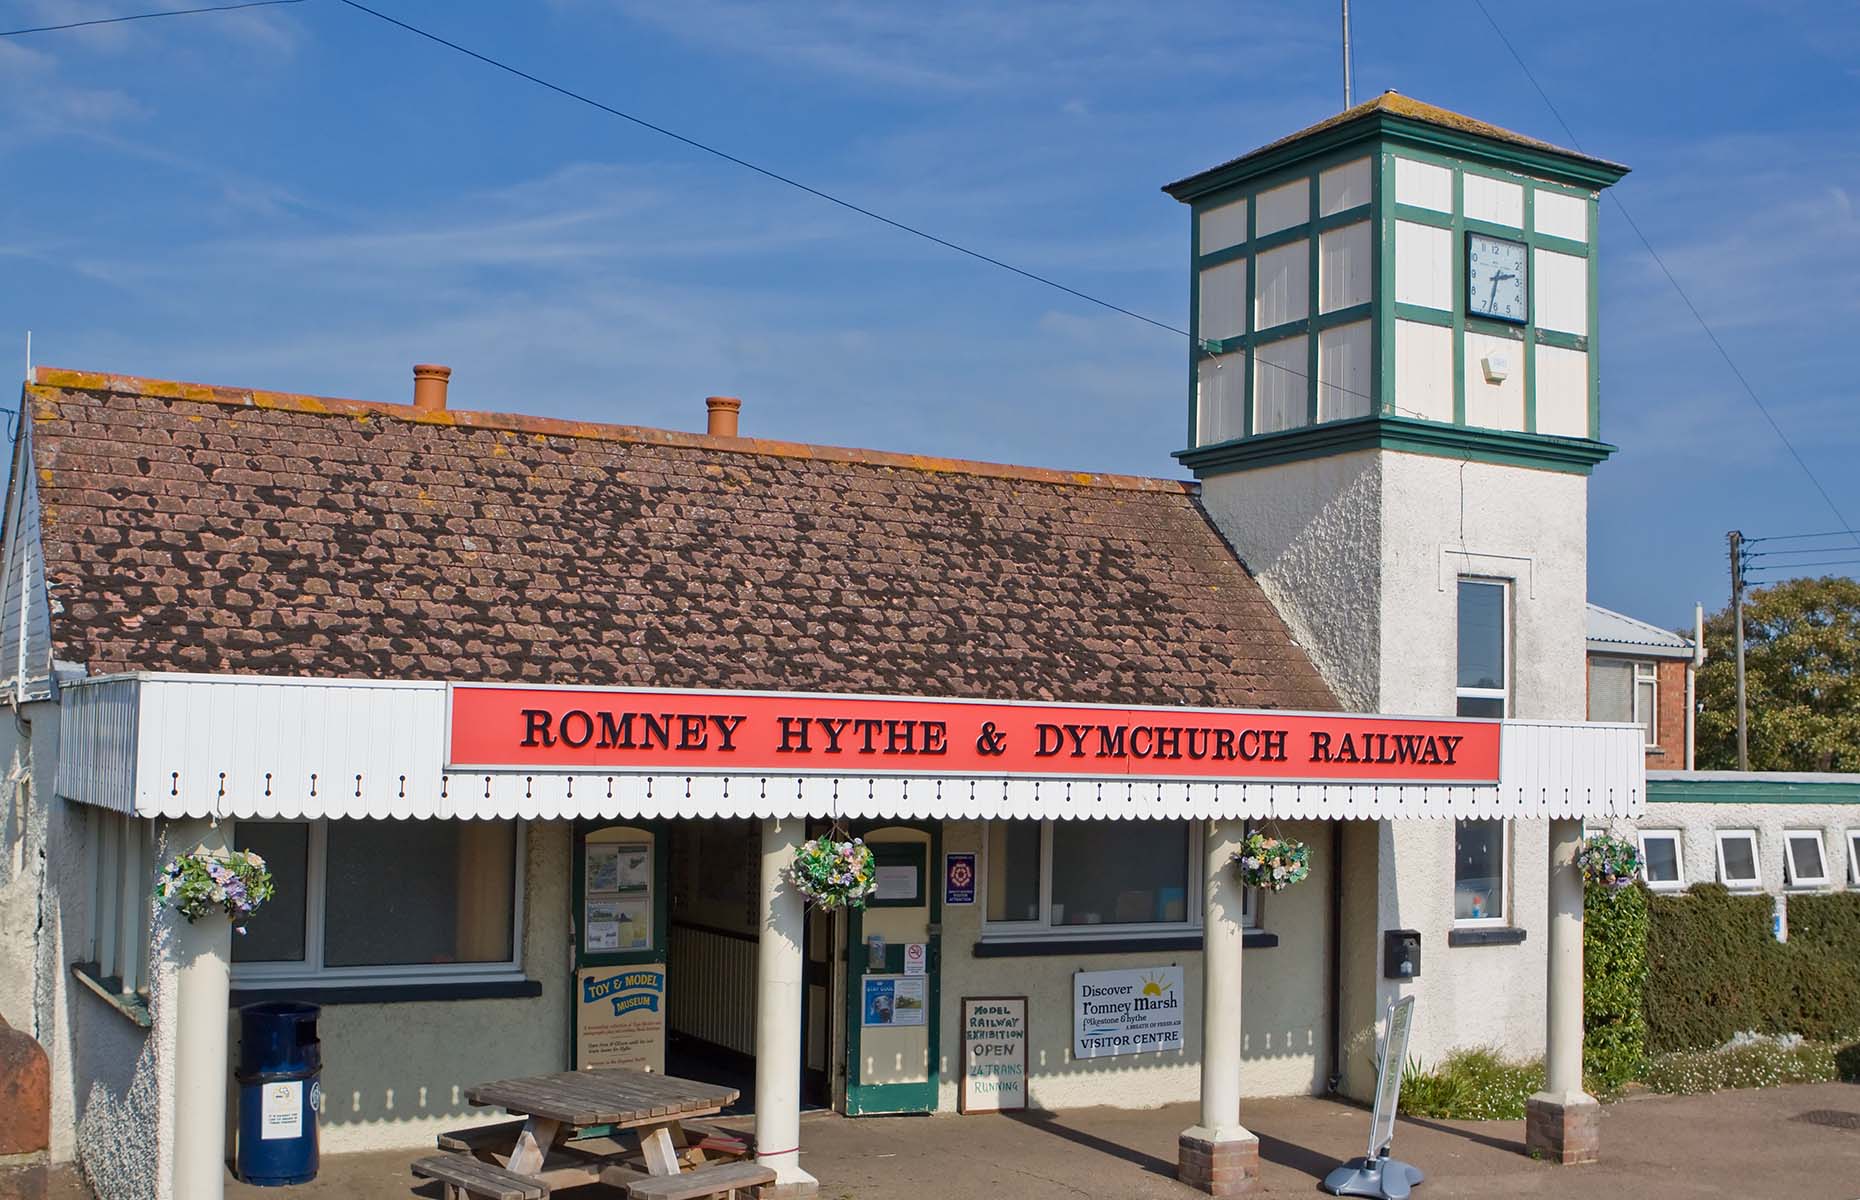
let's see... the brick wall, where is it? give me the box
[1647,658,1690,768]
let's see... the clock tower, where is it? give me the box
[1163,91,1628,718]
[1163,94,1630,1118]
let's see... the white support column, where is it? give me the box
[1178,818,1258,1196]
[171,817,233,1200]
[753,817,818,1198]
[1526,817,1599,1164]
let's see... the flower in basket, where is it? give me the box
[1575,833,1641,891]
[789,836,879,910]
[155,845,275,932]
[1232,831,1310,892]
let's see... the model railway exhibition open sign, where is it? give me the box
[448,685,1500,784]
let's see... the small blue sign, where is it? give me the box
[945,852,976,905]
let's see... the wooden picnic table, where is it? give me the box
[462,1068,742,1182]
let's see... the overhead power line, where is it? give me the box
[332,0,1453,424]
[1471,0,1860,552]
[1744,558,1860,573]
[0,0,303,39]
[1745,530,1859,544]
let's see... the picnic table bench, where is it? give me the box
[411,1068,770,1200]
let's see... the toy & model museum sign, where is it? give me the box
[448,685,1499,783]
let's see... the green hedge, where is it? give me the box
[1644,885,1860,1053]
[1583,883,1649,1090]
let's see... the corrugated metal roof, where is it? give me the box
[1586,602,1694,659]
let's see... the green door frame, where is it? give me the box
[569,818,672,1067]
[843,819,942,1115]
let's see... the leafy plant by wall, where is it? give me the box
[1645,885,1860,1053]
[1583,881,1649,1091]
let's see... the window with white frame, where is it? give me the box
[232,819,524,985]
[1588,658,1659,748]
[1637,829,1685,890]
[1456,579,1508,718]
[982,819,1251,936]
[85,806,156,1002]
[1715,829,1762,890]
[1783,830,1830,889]
[1849,830,1860,887]
[1453,820,1508,923]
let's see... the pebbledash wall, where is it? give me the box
[1199,450,1587,1094]
[1608,773,1860,895]
[0,699,175,1200]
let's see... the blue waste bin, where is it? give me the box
[235,1001,321,1186]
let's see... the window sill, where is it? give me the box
[1447,926,1527,948]
[228,978,542,1006]
[71,962,153,1029]
[972,931,1278,957]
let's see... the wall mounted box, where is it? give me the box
[1384,929,1421,980]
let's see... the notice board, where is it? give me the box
[961,996,1028,1113]
[576,964,667,1072]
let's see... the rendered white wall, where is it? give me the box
[935,818,1334,1113]
[226,821,573,1155]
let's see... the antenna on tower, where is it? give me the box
[1341,0,1354,108]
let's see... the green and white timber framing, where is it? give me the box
[1164,94,1631,479]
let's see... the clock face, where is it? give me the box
[1467,234,1528,324]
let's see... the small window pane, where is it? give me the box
[1587,659,1633,723]
[1454,820,1505,921]
[232,822,309,964]
[1787,834,1826,883]
[324,820,515,967]
[1457,582,1506,692]
[1254,334,1309,435]
[1050,821,1189,926]
[1456,696,1505,718]
[1196,354,1245,446]
[1641,835,1681,884]
[1199,197,1248,253]
[1199,259,1248,341]
[985,821,1042,923]
[1636,678,1658,745]
[1719,834,1758,884]
[1850,832,1860,885]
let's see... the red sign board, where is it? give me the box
[447,686,1500,784]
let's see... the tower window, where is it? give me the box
[1455,579,1509,718]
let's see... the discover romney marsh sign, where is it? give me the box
[447,685,1500,784]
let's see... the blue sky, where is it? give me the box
[3,0,1856,631]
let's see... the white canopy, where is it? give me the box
[55,673,1645,823]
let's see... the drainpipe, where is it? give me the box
[1686,603,1706,770]
[1326,820,1344,1093]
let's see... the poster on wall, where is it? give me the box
[945,853,976,905]
[576,964,667,1072]
[1072,966,1185,1059]
[585,840,653,954]
[862,975,927,1027]
[960,996,1028,1113]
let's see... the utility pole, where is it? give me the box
[1728,530,1748,770]
[1341,0,1354,108]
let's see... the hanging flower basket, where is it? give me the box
[789,836,879,910]
[1232,831,1311,892]
[155,846,275,932]
[1576,833,1641,891]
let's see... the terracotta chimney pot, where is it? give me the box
[412,364,452,412]
[706,395,742,438]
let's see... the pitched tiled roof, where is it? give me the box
[19,368,1337,711]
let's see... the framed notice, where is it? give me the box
[576,964,667,1072]
[862,974,927,1027]
[960,996,1028,1113]
[1073,966,1185,1060]
[584,839,653,954]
